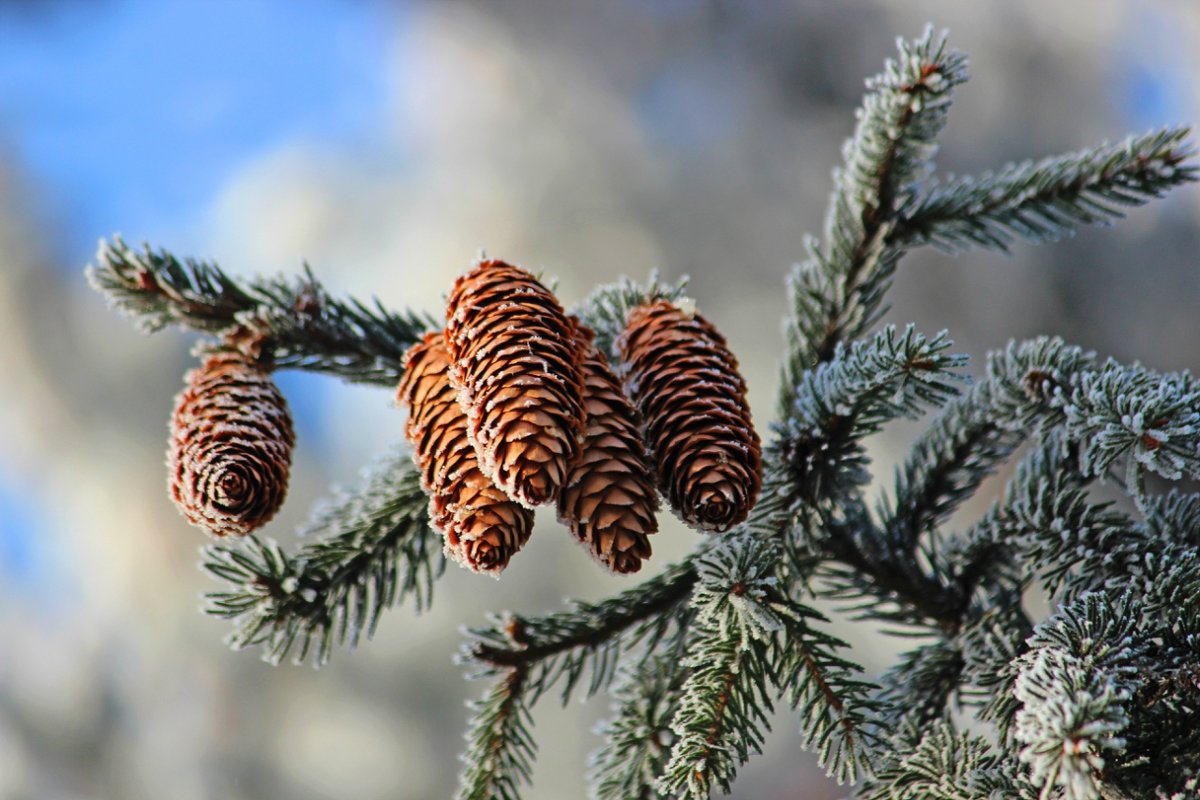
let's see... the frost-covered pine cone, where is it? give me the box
[617,299,762,532]
[168,350,294,537]
[556,322,658,574]
[398,331,534,575]
[443,258,586,508]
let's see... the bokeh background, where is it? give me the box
[1,1,1198,798]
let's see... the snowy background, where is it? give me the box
[1,1,1198,798]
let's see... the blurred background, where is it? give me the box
[1,1,1198,798]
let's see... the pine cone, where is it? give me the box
[443,259,586,508]
[617,299,762,532]
[168,350,294,537]
[398,331,534,575]
[556,322,657,574]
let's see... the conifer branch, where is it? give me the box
[1142,490,1200,554]
[466,558,697,703]
[777,326,980,632]
[1013,593,1140,800]
[655,537,786,797]
[656,618,773,798]
[1062,361,1200,494]
[203,451,442,666]
[589,654,688,800]
[873,641,964,732]
[457,668,536,800]
[881,380,1022,554]
[863,723,1034,800]
[87,237,437,385]
[659,536,876,794]
[893,127,1198,253]
[773,610,879,784]
[1006,466,1140,600]
[778,324,967,507]
[784,27,967,375]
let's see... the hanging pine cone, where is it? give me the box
[617,299,762,532]
[556,322,657,574]
[443,259,586,508]
[398,331,534,575]
[168,350,294,537]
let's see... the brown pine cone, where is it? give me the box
[617,299,762,532]
[556,323,657,574]
[398,331,534,575]
[168,350,294,537]
[443,259,586,508]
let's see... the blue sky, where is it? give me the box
[0,0,400,263]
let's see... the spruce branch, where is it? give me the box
[863,723,1035,800]
[773,608,879,785]
[465,558,698,704]
[589,654,687,800]
[87,237,437,385]
[1062,361,1200,496]
[659,536,876,794]
[873,640,964,732]
[1014,593,1141,800]
[893,127,1198,253]
[960,601,1034,746]
[656,605,772,796]
[1110,553,1200,794]
[880,379,1024,555]
[779,324,967,507]
[203,451,442,666]
[457,668,536,800]
[776,326,981,633]
[983,336,1098,433]
[784,27,968,375]
[954,435,1139,601]
[1142,490,1200,552]
[656,537,787,797]
[657,630,771,799]
[929,338,1101,596]
[815,509,966,633]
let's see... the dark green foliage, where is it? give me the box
[894,127,1197,254]
[465,558,697,706]
[457,670,537,800]
[589,654,686,800]
[203,451,442,666]
[87,237,437,385]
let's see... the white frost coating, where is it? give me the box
[1139,428,1166,447]
[728,593,784,640]
[672,296,697,319]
